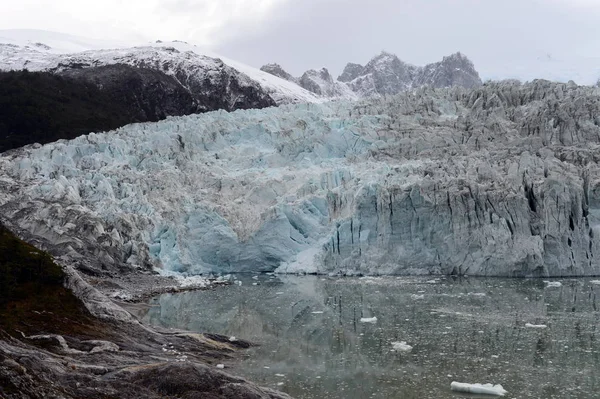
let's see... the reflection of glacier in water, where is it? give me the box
[140,276,600,398]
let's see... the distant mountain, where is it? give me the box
[339,51,482,96]
[298,68,358,99]
[260,63,357,100]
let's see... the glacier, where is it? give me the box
[2,80,600,277]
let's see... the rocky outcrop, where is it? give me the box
[337,63,365,83]
[260,63,297,83]
[2,80,600,277]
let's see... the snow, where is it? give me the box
[450,382,507,396]
[0,29,132,54]
[391,341,413,352]
[360,317,378,323]
[525,323,548,329]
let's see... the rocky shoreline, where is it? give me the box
[0,225,291,398]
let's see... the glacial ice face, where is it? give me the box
[2,80,600,277]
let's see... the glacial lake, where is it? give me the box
[137,276,600,398]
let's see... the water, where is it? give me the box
[138,276,600,398]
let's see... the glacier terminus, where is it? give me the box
[2,80,600,278]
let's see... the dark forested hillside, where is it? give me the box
[0,68,199,152]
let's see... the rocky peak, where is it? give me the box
[356,51,419,95]
[299,68,333,95]
[260,63,297,83]
[298,67,357,99]
[416,51,482,89]
[337,62,364,82]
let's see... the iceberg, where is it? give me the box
[391,341,412,352]
[525,323,548,329]
[360,317,378,323]
[450,382,507,396]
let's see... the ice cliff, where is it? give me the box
[2,80,600,277]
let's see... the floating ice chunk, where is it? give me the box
[229,336,237,342]
[216,364,225,369]
[450,382,507,396]
[525,323,547,329]
[391,341,413,352]
[411,294,424,300]
[174,275,211,288]
[236,281,243,286]
[426,279,439,284]
[468,292,487,297]
[544,281,562,288]
[275,374,285,377]
[311,311,324,314]
[591,280,600,285]
[360,317,377,323]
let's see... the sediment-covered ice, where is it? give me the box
[2,81,600,277]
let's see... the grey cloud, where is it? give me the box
[213,0,600,81]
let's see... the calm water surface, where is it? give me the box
[138,276,600,398]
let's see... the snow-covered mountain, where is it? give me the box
[3,80,600,277]
[261,51,482,99]
[0,29,322,106]
[338,51,482,96]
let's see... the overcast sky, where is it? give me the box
[3,0,600,83]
